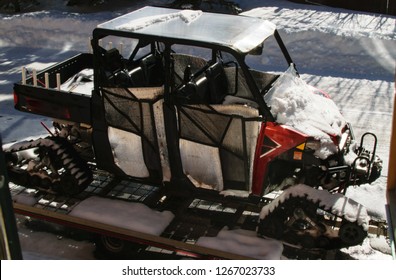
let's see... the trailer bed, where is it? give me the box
[10,169,280,259]
[10,167,389,260]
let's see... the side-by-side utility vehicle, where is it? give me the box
[5,6,382,250]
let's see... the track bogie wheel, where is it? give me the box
[339,222,366,246]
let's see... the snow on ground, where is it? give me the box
[241,2,396,40]
[18,220,96,260]
[240,0,396,82]
[0,0,395,259]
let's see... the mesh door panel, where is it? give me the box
[102,87,163,179]
[178,104,260,190]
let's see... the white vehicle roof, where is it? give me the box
[96,6,276,53]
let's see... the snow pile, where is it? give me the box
[196,228,283,259]
[368,234,392,255]
[260,184,369,230]
[116,9,203,32]
[341,237,392,260]
[60,68,93,94]
[69,196,174,236]
[12,192,38,206]
[344,178,388,220]
[220,189,250,198]
[264,66,347,159]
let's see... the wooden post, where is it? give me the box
[386,65,396,258]
[119,42,124,56]
[21,67,26,85]
[389,70,396,192]
[32,69,37,87]
[44,73,49,89]
[56,73,61,90]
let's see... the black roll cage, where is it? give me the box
[92,27,293,122]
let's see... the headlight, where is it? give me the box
[339,129,352,152]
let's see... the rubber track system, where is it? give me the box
[4,136,93,195]
[257,184,369,250]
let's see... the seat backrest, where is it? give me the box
[104,48,124,72]
[172,53,208,88]
[206,62,228,104]
[129,67,146,87]
[194,76,209,103]
[140,54,164,86]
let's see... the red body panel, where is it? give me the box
[16,94,71,120]
[252,122,307,196]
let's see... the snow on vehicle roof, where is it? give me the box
[96,6,276,53]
